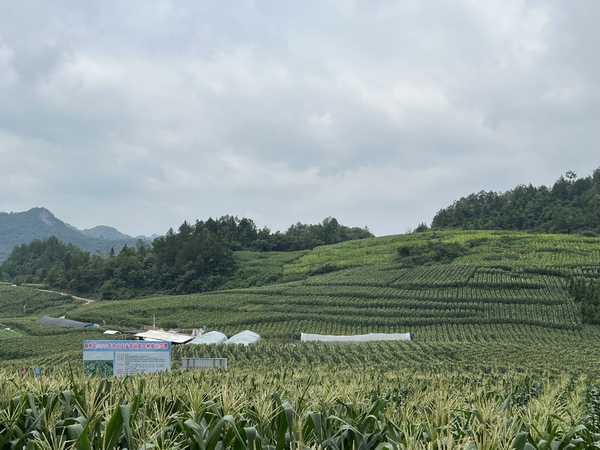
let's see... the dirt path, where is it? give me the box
[38,289,96,305]
[71,295,96,305]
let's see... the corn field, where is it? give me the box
[2,365,600,449]
[64,263,583,340]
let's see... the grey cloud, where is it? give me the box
[11,45,64,85]
[0,0,598,237]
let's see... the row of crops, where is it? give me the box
[283,230,600,275]
[0,283,77,318]
[62,262,583,340]
[229,250,309,287]
[1,323,591,375]
[3,351,600,449]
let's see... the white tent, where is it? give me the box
[300,332,411,343]
[224,330,261,346]
[188,331,228,345]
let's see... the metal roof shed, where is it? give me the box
[36,316,91,329]
[135,330,194,344]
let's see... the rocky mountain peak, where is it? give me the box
[34,207,58,226]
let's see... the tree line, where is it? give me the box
[430,168,600,235]
[0,216,372,299]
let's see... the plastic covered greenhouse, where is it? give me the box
[224,330,261,345]
[300,332,411,343]
[188,331,228,345]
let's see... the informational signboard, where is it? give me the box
[83,340,171,376]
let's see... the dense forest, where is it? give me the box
[0,216,372,298]
[431,169,600,235]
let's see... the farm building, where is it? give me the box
[300,332,411,343]
[134,329,194,344]
[36,316,91,329]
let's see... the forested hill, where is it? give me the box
[431,168,600,235]
[0,216,372,299]
[0,208,143,263]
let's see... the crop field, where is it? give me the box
[65,262,582,341]
[2,229,598,366]
[3,230,600,448]
[0,317,105,372]
[227,250,309,288]
[233,251,308,276]
[2,345,600,449]
[284,230,600,275]
[0,326,25,340]
[0,283,78,318]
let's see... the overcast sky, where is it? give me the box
[1,1,598,237]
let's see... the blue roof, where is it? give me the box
[36,316,91,328]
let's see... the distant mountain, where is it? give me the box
[81,225,132,240]
[0,207,151,262]
[82,226,159,241]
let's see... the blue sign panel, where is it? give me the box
[83,340,171,376]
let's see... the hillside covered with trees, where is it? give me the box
[0,207,146,263]
[0,216,372,298]
[431,168,600,235]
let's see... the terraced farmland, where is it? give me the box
[0,283,78,318]
[3,230,600,449]
[66,262,582,342]
[284,230,600,274]
[2,229,598,370]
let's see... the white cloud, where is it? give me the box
[0,0,597,237]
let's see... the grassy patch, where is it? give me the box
[0,325,26,340]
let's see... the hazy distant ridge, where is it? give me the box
[81,225,133,241]
[0,207,148,262]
